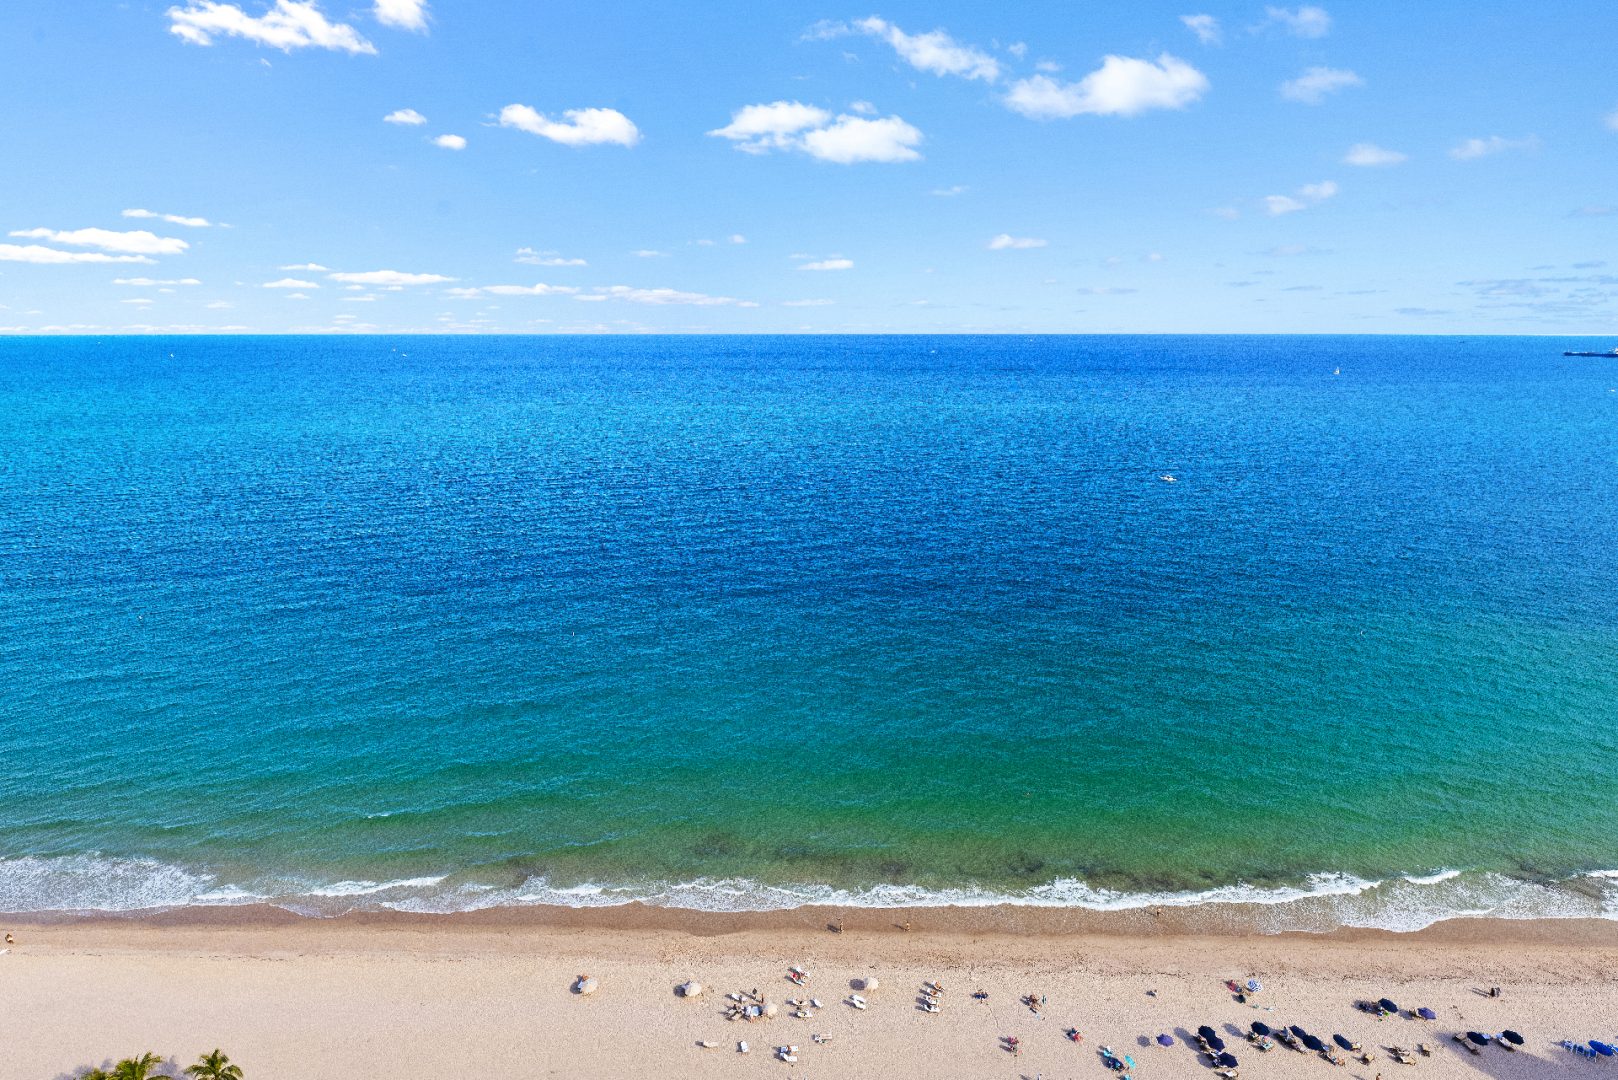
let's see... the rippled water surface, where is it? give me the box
[2,335,1616,926]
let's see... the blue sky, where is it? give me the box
[2,1,1615,333]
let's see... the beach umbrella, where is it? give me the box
[1379,997,1399,1013]
[1156,1034,1175,1047]
[1467,1032,1490,1046]
[1417,1007,1437,1020]
[1302,1034,1326,1053]
[1289,1025,1309,1039]
[1251,1022,1271,1036]
[1123,1056,1136,1069]
[1502,1030,1524,1046]
[1216,1052,1239,1068]
[1333,1034,1356,1051]
[1198,1025,1218,1042]
[1592,1041,1614,1057]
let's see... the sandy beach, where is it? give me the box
[6,906,1617,1080]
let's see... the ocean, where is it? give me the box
[2,334,1616,931]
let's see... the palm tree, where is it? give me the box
[110,1054,166,1080]
[185,1050,243,1080]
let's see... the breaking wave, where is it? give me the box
[5,855,1618,933]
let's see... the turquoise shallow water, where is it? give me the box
[2,334,1617,928]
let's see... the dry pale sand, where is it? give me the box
[5,905,1618,1080]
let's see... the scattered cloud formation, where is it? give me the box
[373,0,427,31]
[499,105,641,147]
[1264,180,1338,215]
[167,1,376,54]
[433,133,466,150]
[1005,55,1208,119]
[1262,5,1331,37]
[479,284,578,296]
[1344,142,1406,166]
[851,16,1000,82]
[123,209,212,227]
[113,277,202,286]
[0,244,155,265]
[988,234,1047,250]
[1181,14,1221,44]
[264,277,318,288]
[10,227,189,255]
[1450,135,1538,160]
[280,262,329,271]
[328,270,454,285]
[709,102,922,163]
[1280,66,1363,104]
[592,285,756,307]
[516,248,586,267]
[384,108,427,126]
[800,258,854,271]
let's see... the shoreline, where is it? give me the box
[9,899,1618,947]
[8,907,1618,1080]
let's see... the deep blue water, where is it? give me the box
[1,335,1616,927]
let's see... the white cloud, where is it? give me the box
[988,234,1047,250]
[1181,14,1221,44]
[1450,135,1538,160]
[1263,5,1331,37]
[433,133,467,150]
[590,285,755,307]
[801,115,922,163]
[729,234,747,245]
[113,277,202,286]
[800,259,854,271]
[707,101,832,152]
[631,249,669,258]
[264,277,318,288]
[373,0,427,31]
[121,298,156,305]
[931,185,969,197]
[1006,42,1028,59]
[328,270,455,285]
[280,262,330,271]
[515,248,586,267]
[384,108,427,125]
[1344,142,1406,166]
[0,245,154,265]
[710,102,921,163]
[852,16,999,82]
[9,227,189,255]
[782,299,835,307]
[1005,54,1208,119]
[123,209,212,227]
[167,1,376,54]
[848,100,877,115]
[1280,66,1362,104]
[480,283,579,296]
[1607,107,1618,132]
[1264,179,1338,215]
[498,105,641,147]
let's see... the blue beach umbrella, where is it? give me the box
[1302,1034,1327,1053]
[1501,1030,1524,1046]
[1156,1034,1174,1047]
[1333,1034,1356,1051]
[1197,1025,1219,1042]
[1379,997,1400,1014]
[1591,1040,1614,1057]
[1216,1052,1239,1068]
[1467,1032,1490,1046]
[1417,1007,1437,1020]
[1251,1021,1271,1036]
